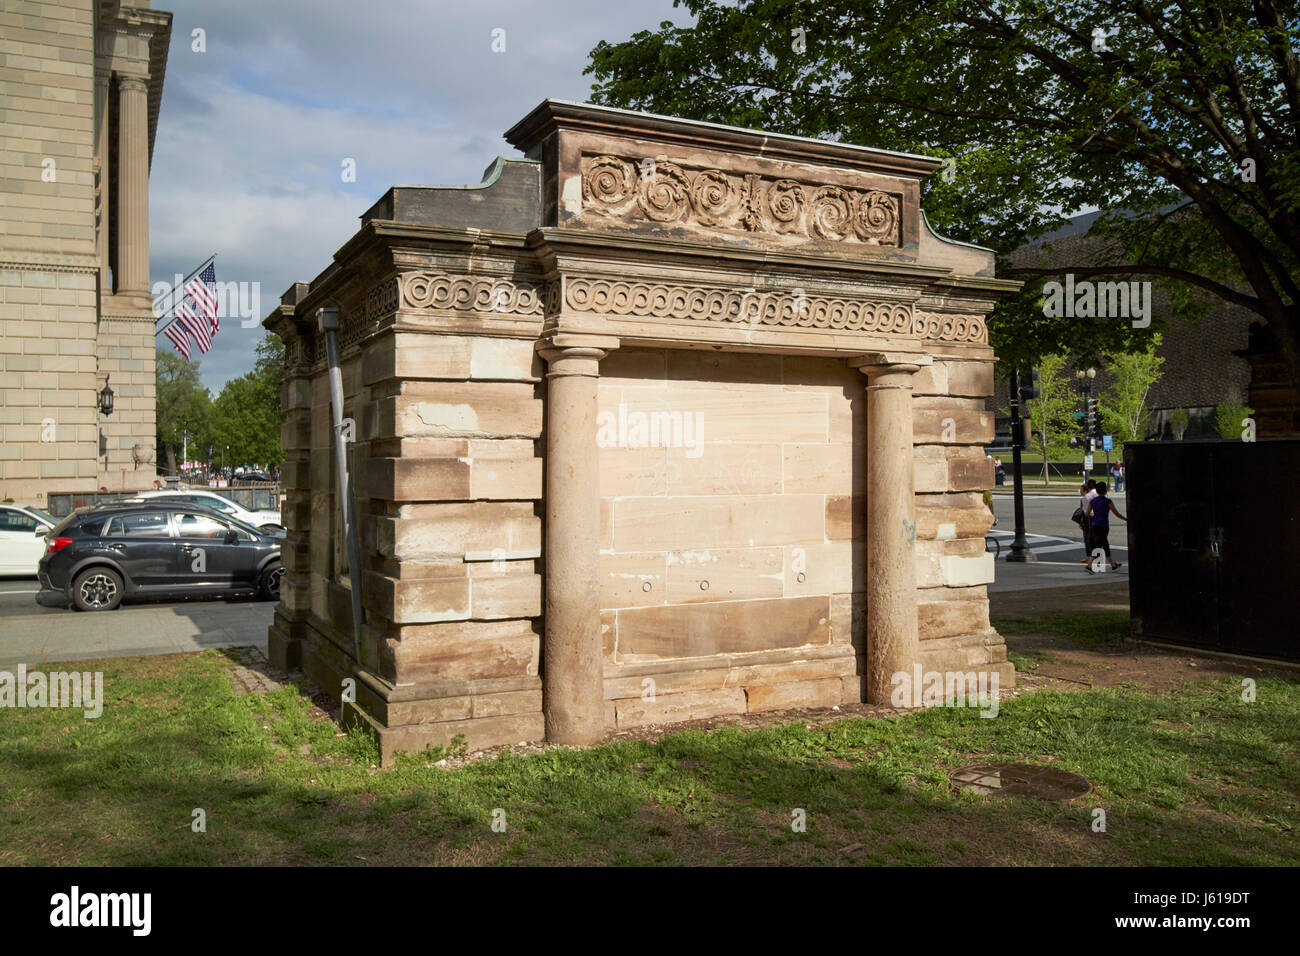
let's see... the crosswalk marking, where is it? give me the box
[986,530,1128,554]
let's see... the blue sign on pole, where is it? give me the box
[1102,435,1113,451]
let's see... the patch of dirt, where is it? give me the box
[992,585,1286,693]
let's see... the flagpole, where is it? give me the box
[153,253,217,336]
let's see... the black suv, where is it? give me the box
[37,501,284,612]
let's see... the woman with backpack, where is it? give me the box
[1086,480,1126,572]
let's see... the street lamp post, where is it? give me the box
[1076,367,1096,474]
[1006,367,1036,563]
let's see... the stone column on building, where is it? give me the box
[537,334,619,745]
[115,73,150,297]
[851,350,932,704]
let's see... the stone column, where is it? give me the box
[538,334,618,745]
[851,351,932,704]
[115,74,150,297]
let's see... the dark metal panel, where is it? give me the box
[1212,441,1300,661]
[1127,438,1300,662]
[1126,441,1220,651]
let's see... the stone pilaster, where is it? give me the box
[115,74,150,299]
[852,351,931,704]
[538,334,619,744]
[95,71,111,294]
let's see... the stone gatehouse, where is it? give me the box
[264,100,1018,764]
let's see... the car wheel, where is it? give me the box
[72,567,123,612]
[259,562,283,600]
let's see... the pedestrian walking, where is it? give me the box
[993,456,1006,486]
[1076,478,1097,563]
[1111,461,1125,492]
[1086,480,1126,572]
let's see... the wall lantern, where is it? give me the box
[98,375,114,416]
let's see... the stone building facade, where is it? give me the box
[266,101,1018,763]
[0,1,170,504]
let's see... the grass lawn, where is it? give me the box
[1,619,1296,866]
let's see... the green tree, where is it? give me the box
[1024,353,1078,483]
[207,335,285,470]
[586,1,1300,386]
[155,349,211,475]
[1101,334,1166,442]
[1215,400,1254,438]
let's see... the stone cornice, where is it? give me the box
[99,312,157,323]
[0,255,98,274]
[526,227,952,285]
[505,99,944,179]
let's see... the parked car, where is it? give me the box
[233,470,272,484]
[124,489,282,531]
[0,504,57,576]
[37,501,283,612]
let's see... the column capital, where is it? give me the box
[538,334,619,376]
[537,333,620,354]
[116,73,149,93]
[849,350,933,376]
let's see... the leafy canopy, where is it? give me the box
[586,1,1300,379]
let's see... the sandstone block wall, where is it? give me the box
[0,267,99,499]
[913,358,1011,683]
[0,0,99,503]
[596,348,864,727]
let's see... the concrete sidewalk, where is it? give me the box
[0,599,272,667]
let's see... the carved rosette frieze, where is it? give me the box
[579,154,903,247]
[397,272,545,315]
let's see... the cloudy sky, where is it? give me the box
[149,0,688,393]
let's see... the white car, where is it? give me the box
[126,490,283,531]
[0,504,56,576]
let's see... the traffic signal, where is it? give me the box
[1018,366,1041,402]
[1091,402,1103,440]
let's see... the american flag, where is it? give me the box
[185,263,219,335]
[164,321,192,358]
[175,295,213,352]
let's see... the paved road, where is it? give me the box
[989,491,1131,592]
[0,489,1121,664]
[0,579,271,666]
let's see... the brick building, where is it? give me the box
[0,1,171,504]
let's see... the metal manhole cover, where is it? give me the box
[949,763,1093,801]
